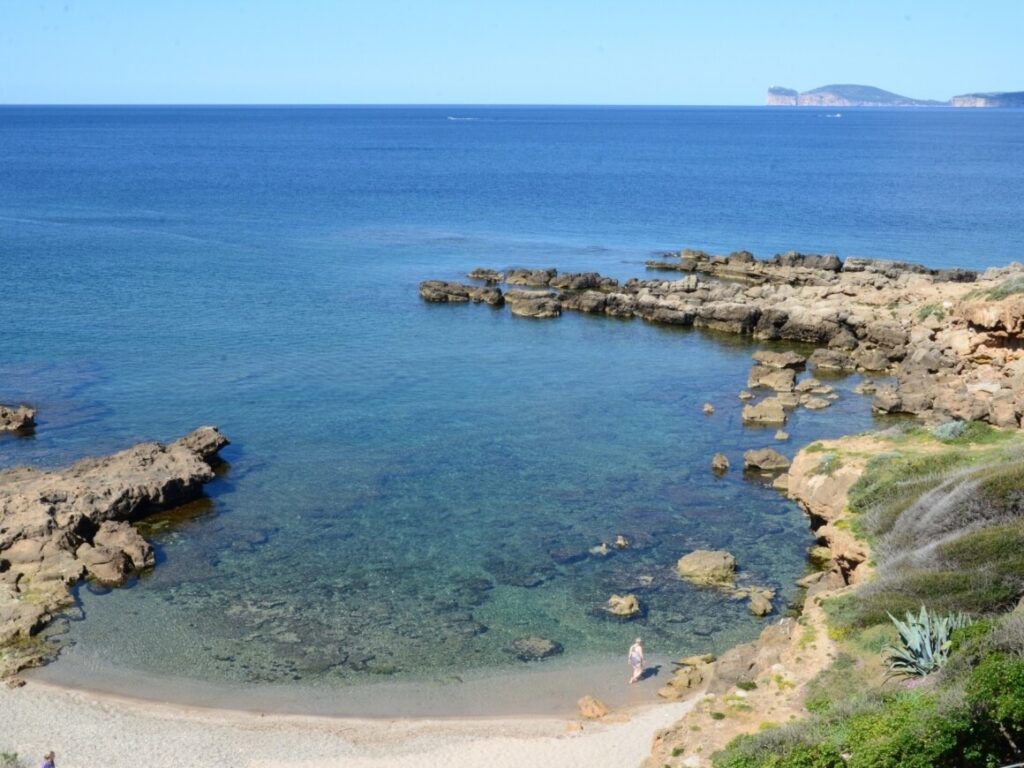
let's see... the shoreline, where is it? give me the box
[1,677,699,768]
[25,650,674,719]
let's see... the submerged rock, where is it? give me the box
[506,636,563,662]
[604,593,642,619]
[711,453,730,473]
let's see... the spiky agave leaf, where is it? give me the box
[882,606,972,679]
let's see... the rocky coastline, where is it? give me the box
[642,434,874,766]
[0,426,229,678]
[421,250,1024,764]
[421,251,1024,431]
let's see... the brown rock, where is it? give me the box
[605,593,642,619]
[752,350,806,369]
[505,290,561,318]
[676,550,736,586]
[743,448,790,472]
[577,695,609,719]
[742,398,787,425]
[0,405,36,433]
[711,453,730,473]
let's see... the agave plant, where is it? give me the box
[882,605,972,679]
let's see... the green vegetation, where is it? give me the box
[916,303,946,322]
[811,452,841,476]
[969,275,1024,301]
[0,753,22,768]
[713,426,1024,768]
[715,614,1024,768]
[882,607,971,679]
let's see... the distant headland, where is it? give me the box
[768,84,1024,108]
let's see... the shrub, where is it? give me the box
[965,653,1024,744]
[932,420,966,441]
[980,275,1024,300]
[843,692,971,768]
[713,725,846,768]
[883,607,971,679]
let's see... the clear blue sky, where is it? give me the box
[1,0,1021,104]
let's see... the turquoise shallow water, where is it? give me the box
[2,106,1020,692]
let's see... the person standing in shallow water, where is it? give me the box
[628,638,645,684]
[41,752,56,768]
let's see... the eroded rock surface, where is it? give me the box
[0,427,229,676]
[0,405,35,433]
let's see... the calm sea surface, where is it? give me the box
[1,106,1022,692]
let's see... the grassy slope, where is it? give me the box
[713,423,1024,768]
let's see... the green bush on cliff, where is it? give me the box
[977,275,1024,300]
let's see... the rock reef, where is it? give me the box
[0,427,229,677]
[422,255,1024,430]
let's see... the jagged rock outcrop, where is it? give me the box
[505,290,561,318]
[0,405,35,433]
[0,427,229,677]
[418,280,504,306]
[467,267,505,283]
[743,448,791,472]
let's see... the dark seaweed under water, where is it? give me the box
[1,106,1021,688]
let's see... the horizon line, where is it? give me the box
[0,102,988,109]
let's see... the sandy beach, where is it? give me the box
[1,680,695,768]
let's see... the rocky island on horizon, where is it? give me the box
[768,83,1024,107]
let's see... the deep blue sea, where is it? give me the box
[2,106,1023,699]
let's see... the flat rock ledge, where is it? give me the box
[0,426,229,677]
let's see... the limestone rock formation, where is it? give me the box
[752,350,806,370]
[506,268,557,287]
[0,427,229,676]
[0,405,35,433]
[743,448,791,472]
[676,550,736,587]
[424,256,1024,431]
[711,453,730,473]
[742,398,787,425]
[418,280,504,306]
[505,290,561,318]
[467,267,505,283]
